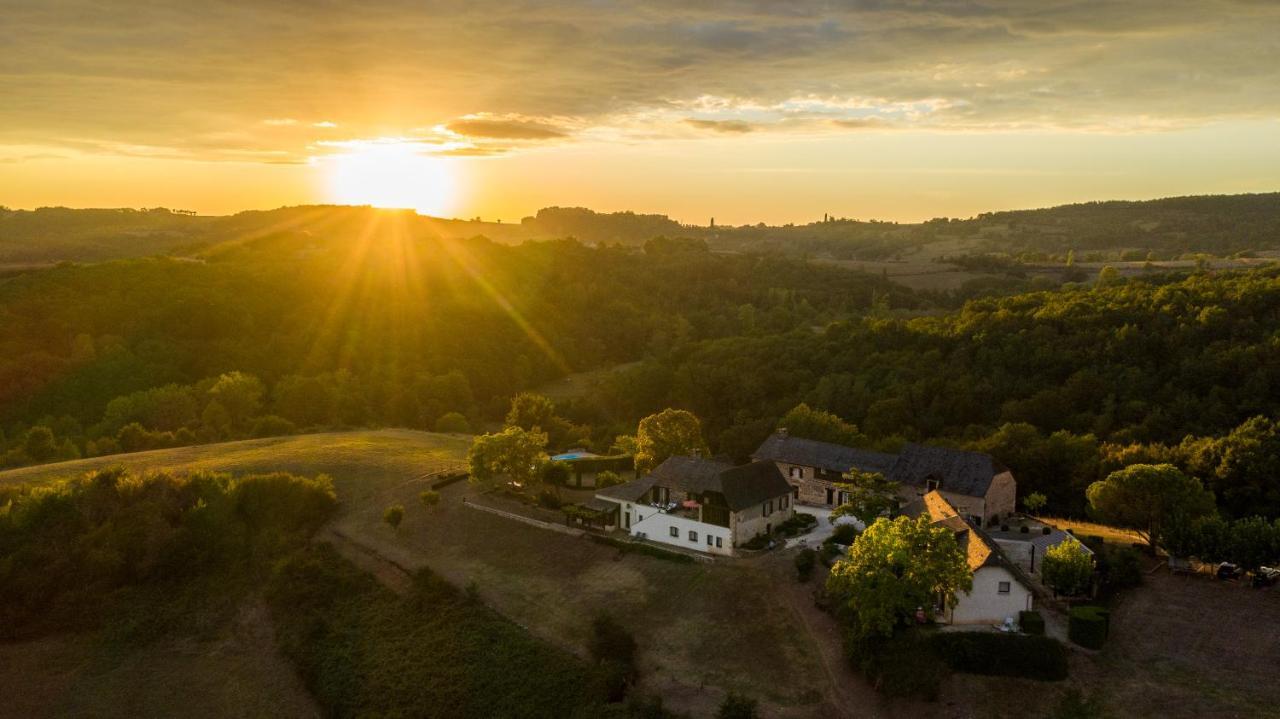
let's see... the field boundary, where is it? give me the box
[461,497,585,537]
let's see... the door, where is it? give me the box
[624,511,630,530]
[825,488,834,505]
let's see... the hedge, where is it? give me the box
[587,534,696,564]
[1019,610,1045,636]
[930,633,1068,681]
[1069,606,1110,649]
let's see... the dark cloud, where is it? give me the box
[685,119,757,133]
[445,118,569,140]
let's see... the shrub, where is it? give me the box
[383,504,404,529]
[845,630,946,700]
[1020,525,1030,534]
[537,489,563,509]
[250,414,296,438]
[819,542,842,566]
[827,523,858,546]
[931,632,1068,681]
[795,548,817,582]
[1041,539,1095,596]
[1043,526,1053,535]
[433,411,471,433]
[419,489,441,507]
[595,470,623,488]
[1068,606,1110,649]
[1099,544,1143,593]
[717,693,759,719]
[1019,610,1045,636]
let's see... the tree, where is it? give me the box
[825,516,971,638]
[634,409,707,473]
[383,504,404,529]
[22,426,56,463]
[467,426,548,490]
[778,403,867,447]
[1023,492,1048,514]
[201,399,232,439]
[505,392,558,431]
[434,411,471,433]
[1040,539,1094,596]
[208,371,264,431]
[831,470,899,523]
[1086,464,1216,551]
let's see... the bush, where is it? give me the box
[819,543,843,567]
[250,414,296,438]
[717,693,758,719]
[1019,610,1045,636]
[383,504,404,529]
[931,632,1068,680]
[595,470,623,488]
[1041,539,1095,596]
[845,630,946,700]
[1068,606,1110,649]
[419,489,441,507]
[1099,545,1143,593]
[537,489,563,509]
[433,411,471,433]
[827,523,858,546]
[795,548,817,582]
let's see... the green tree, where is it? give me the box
[467,426,548,490]
[505,392,558,431]
[383,504,404,529]
[208,371,264,431]
[634,409,707,473]
[825,516,971,638]
[22,426,56,463]
[1040,539,1094,596]
[201,399,233,439]
[832,469,899,523]
[1023,492,1048,514]
[1086,464,1216,551]
[434,411,471,433]
[778,403,867,447]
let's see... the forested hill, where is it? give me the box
[5,192,1278,265]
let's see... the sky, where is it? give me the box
[2,0,1279,224]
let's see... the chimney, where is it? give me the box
[777,427,788,437]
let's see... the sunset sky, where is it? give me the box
[2,0,1279,224]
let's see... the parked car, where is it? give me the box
[1216,562,1241,581]
[1252,566,1280,589]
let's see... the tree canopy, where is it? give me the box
[634,409,707,473]
[1086,464,1216,550]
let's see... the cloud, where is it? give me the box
[685,118,757,133]
[1,0,1278,161]
[445,117,570,140]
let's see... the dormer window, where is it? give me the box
[926,478,940,492]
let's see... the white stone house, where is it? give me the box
[919,491,1035,625]
[594,456,795,556]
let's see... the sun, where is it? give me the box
[323,140,456,216]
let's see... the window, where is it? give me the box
[706,534,713,546]
[689,530,698,542]
[789,466,803,479]
[998,581,1011,594]
[715,537,722,548]
[669,526,678,538]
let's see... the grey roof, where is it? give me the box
[595,475,656,503]
[613,456,791,512]
[752,432,898,474]
[582,497,620,513]
[649,455,732,494]
[886,443,1007,498]
[714,461,794,512]
[1030,529,1094,556]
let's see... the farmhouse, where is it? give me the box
[593,456,794,556]
[752,430,1017,527]
[917,491,1034,625]
[751,429,897,506]
[889,443,1016,528]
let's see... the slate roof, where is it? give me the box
[597,456,791,513]
[887,443,1007,498]
[752,432,898,474]
[714,461,795,512]
[1030,529,1094,557]
[922,491,1032,586]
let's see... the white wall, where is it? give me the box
[631,510,733,556]
[732,500,793,545]
[948,566,1033,625]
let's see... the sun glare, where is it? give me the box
[324,140,455,216]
